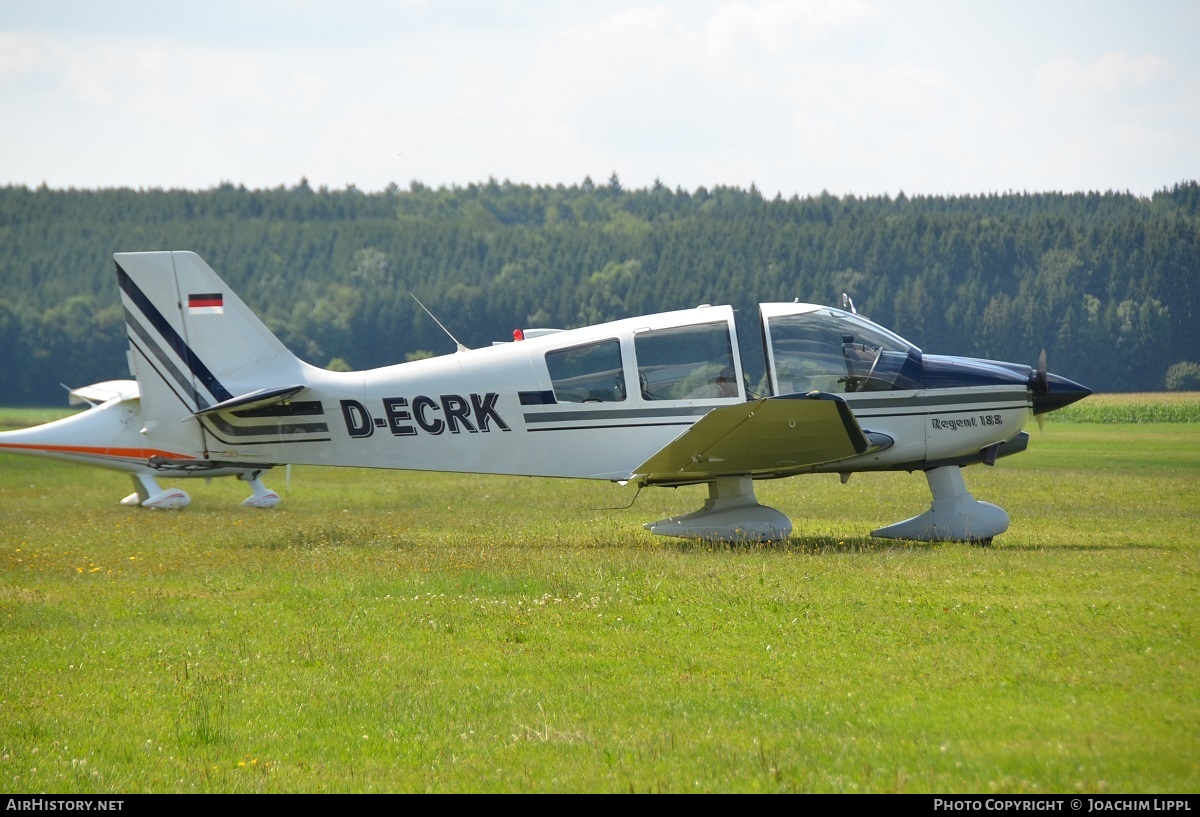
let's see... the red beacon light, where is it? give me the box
[513,328,525,341]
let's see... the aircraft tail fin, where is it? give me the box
[115,251,310,457]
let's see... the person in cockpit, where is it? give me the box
[684,367,739,399]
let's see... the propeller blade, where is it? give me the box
[1034,349,1048,430]
[1034,349,1049,396]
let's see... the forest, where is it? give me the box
[1,177,1197,405]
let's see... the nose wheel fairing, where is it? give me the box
[871,465,1009,543]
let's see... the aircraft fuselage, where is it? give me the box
[136,297,1082,482]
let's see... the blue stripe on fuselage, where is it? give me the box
[922,355,1031,390]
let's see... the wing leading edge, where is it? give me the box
[631,392,870,486]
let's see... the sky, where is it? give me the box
[1,0,1197,198]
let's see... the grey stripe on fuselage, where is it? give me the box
[843,389,1029,419]
[522,405,713,425]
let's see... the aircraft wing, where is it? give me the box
[631,392,870,486]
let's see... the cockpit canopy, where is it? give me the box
[530,302,926,407]
[761,304,924,395]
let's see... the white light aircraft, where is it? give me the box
[0,379,280,509]
[112,250,1090,542]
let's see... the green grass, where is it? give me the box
[0,406,79,431]
[1051,391,1200,423]
[0,402,1197,793]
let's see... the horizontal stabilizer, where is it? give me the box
[632,392,869,486]
[67,380,139,407]
[192,385,306,417]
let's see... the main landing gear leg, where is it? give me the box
[644,476,792,541]
[120,473,190,510]
[240,472,281,508]
[871,465,1008,544]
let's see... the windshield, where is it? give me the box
[763,306,923,395]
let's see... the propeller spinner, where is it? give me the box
[1030,349,1091,425]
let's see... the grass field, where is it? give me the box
[1051,392,1200,424]
[1,398,1197,793]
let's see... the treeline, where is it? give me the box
[1,177,1197,404]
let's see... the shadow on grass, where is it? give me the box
[666,535,945,555]
[993,541,1175,552]
[675,538,1176,555]
[238,522,415,551]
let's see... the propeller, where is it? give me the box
[1033,349,1049,431]
[1028,348,1092,424]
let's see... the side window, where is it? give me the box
[545,339,626,403]
[633,322,739,400]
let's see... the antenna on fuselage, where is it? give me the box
[842,293,857,314]
[411,294,470,353]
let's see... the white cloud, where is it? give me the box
[525,0,889,164]
[1,1,1195,195]
[1037,51,1173,100]
[0,32,60,80]
[58,41,328,121]
[704,0,881,56]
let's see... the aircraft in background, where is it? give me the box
[112,250,1089,542]
[0,379,280,509]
